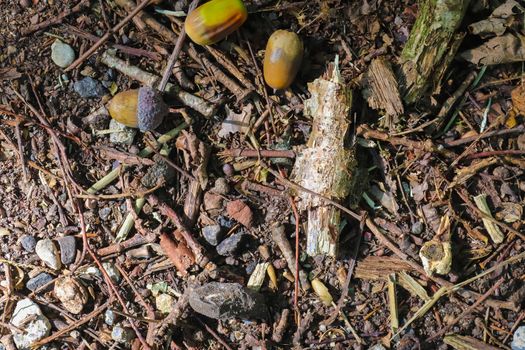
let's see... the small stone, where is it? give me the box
[7,45,17,56]
[189,282,267,320]
[156,294,174,314]
[202,225,223,246]
[141,155,175,188]
[10,299,51,350]
[226,200,253,228]
[213,178,230,195]
[102,262,121,283]
[80,66,95,77]
[19,0,31,8]
[51,40,75,68]
[411,221,423,235]
[513,326,525,350]
[104,310,116,326]
[74,77,107,99]
[223,163,234,177]
[216,232,245,256]
[54,277,88,315]
[35,239,62,270]
[98,207,112,221]
[109,119,137,145]
[26,273,53,292]
[56,236,76,265]
[20,235,36,252]
[111,325,135,344]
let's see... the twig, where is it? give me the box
[21,0,90,35]
[443,125,524,147]
[220,148,296,158]
[32,301,111,347]
[426,277,505,342]
[147,194,209,267]
[97,232,156,257]
[196,317,234,350]
[65,0,153,72]
[75,183,162,200]
[158,0,200,91]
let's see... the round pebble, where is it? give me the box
[35,239,62,270]
[51,40,75,68]
[20,235,37,252]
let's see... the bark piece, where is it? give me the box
[226,200,253,228]
[459,33,525,65]
[398,0,471,104]
[362,58,404,129]
[159,232,195,275]
[292,61,356,257]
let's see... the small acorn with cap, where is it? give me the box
[107,86,168,131]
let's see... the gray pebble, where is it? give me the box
[513,326,525,350]
[189,282,267,320]
[35,239,62,270]
[56,236,76,265]
[109,119,136,146]
[20,235,37,252]
[216,232,244,256]
[74,77,107,98]
[202,225,223,246]
[213,178,230,195]
[98,207,112,221]
[105,309,116,326]
[111,325,135,344]
[26,273,53,291]
[51,40,75,68]
[102,262,121,283]
[411,221,423,235]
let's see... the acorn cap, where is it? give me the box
[137,87,168,131]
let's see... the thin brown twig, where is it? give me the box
[65,0,153,72]
[158,0,200,91]
[427,277,505,342]
[21,0,90,35]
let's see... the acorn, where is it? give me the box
[263,30,304,90]
[107,86,168,131]
[185,0,248,46]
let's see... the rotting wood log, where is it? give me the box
[292,59,356,257]
[398,0,471,104]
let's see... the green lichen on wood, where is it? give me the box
[399,0,470,104]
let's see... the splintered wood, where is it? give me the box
[292,61,356,257]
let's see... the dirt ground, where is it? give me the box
[1,0,525,349]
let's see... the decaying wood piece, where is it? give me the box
[398,0,470,104]
[362,58,404,130]
[355,256,415,280]
[444,334,501,350]
[292,60,356,257]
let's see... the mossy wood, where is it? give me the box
[292,62,356,257]
[399,0,470,104]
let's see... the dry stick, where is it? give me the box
[147,194,209,267]
[100,51,216,118]
[221,148,296,158]
[21,0,90,35]
[456,190,525,241]
[97,232,156,256]
[266,165,516,310]
[32,301,111,347]
[65,25,161,61]
[65,0,153,72]
[465,149,525,159]
[14,124,27,183]
[158,0,200,91]
[427,277,505,342]
[13,87,150,348]
[196,317,234,350]
[444,125,524,147]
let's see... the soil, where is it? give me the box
[1,0,525,349]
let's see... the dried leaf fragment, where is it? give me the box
[226,200,253,228]
[218,104,253,138]
[473,194,505,244]
[159,232,195,275]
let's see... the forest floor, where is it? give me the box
[1,0,525,349]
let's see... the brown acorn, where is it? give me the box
[107,87,168,131]
[263,30,304,90]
